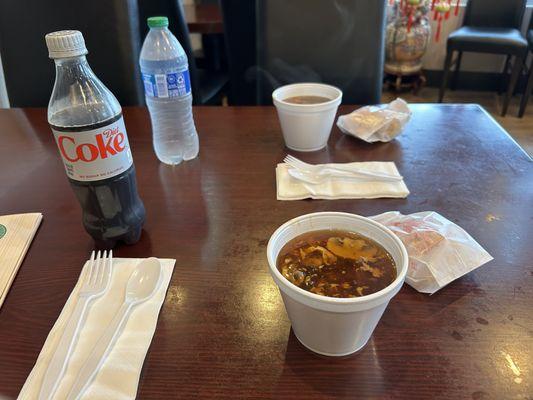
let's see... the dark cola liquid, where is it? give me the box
[51,114,145,248]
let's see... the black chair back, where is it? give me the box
[137,0,202,104]
[219,0,257,105]
[0,0,144,107]
[220,0,386,105]
[464,0,526,29]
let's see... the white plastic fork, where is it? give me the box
[38,250,113,400]
[283,154,403,182]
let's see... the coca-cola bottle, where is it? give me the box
[45,30,145,248]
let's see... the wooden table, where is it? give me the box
[0,105,531,399]
[183,4,223,34]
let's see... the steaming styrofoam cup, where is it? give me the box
[272,83,342,151]
[267,212,408,356]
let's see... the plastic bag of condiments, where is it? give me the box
[370,211,493,294]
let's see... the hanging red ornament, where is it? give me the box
[436,13,443,41]
[387,0,458,43]
[405,0,419,32]
[434,1,451,41]
[434,1,451,13]
[445,0,452,19]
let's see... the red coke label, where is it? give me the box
[52,116,133,182]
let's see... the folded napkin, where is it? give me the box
[276,162,409,200]
[0,212,42,309]
[19,257,175,400]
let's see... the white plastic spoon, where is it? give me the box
[66,258,162,400]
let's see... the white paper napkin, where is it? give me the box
[0,212,43,309]
[18,257,175,400]
[276,162,409,200]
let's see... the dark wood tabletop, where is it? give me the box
[0,105,532,399]
[183,4,223,34]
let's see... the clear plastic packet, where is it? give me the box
[370,211,493,294]
[336,98,411,143]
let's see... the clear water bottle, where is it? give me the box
[140,16,199,165]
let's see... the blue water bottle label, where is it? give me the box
[142,70,191,98]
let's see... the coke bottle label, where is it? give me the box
[142,69,191,98]
[51,116,133,182]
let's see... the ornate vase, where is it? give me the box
[385,4,431,75]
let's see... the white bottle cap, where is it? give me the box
[45,30,88,59]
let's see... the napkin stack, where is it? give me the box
[276,162,409,200]
[19,257,175,400]
[0,212,42,308]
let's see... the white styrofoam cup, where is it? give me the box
[267,212,408,356]
[272,83,342,152]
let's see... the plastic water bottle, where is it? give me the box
[140,16,199,165]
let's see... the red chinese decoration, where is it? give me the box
[433,1,451,42]
[390,0,458,42]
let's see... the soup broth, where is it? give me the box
[276,230,396,298]
[283,95,331,104]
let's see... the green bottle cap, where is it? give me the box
[147,16,169,28]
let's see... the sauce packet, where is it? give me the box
[337,98,411,143]
[370,211,493,294]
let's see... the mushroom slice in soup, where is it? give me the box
[299,245,337,267]
[326,237,378,261]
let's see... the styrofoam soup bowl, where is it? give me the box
[267,212,408,356]
[272,83,342,151]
